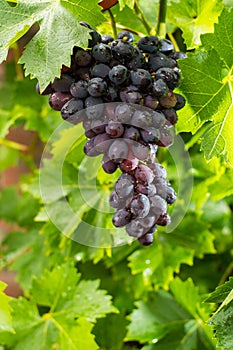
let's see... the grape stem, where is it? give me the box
[108,9,118,39]
[134,0,151,35]
[157,0,167,38]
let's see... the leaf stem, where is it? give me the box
[156,0,167,38]
[107,9,117,39]
[134,0,151,35]
[0,138,28,151]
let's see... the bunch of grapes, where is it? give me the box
[37,23,186,246]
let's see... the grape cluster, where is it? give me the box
[37,24,186,246]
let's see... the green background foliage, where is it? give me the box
[0,1,232,349]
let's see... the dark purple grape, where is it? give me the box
[152,79,169,98]
[130,194,150,218]
[102,155,118,174]
[92,44,112,63]
[61,98,84,122]
[127,48,145,70]
[101,34,114,44]
[117,31,134,43]
[108,139,128,161]
[140,215,156,228]
[75,49,92,66]
[106,121,124,138]
[157,128,173,147]
[150,195,167,217]
[93,133,112,153]
[120,85,143,104]
[52,74,75,92]
[84,138,101,157]
[155,67,180,90]
[114,173,135,198]
[91,120,106,134]
[150,162,167,178]
[144,95,159,110]
[109,65,129,85]
[132,143,149,161]
[151,111,166,128]
[159,39,174,54]
[87,78,107,97]
[91,64,111,79]
[112,209,132,227]
[156,213,171,226]
[70,80,88,99]
[162,108,178,125]
[137,36,160,53]
[109,190,126,209]
[136,184,156,197]
[120,155,139,172]
[140,128,160,144]
[134,164,154,184]
[49,92,72,111]
[111,40,135,61]
[115,103,133,124]
[123,127,140,141]
[104,86,118,102]
[131,110,153,128]
[76,67,90,81]
[148,53,173,72]
[85,96,103,108]
[138,232,154,246]
[174,94,186,110]
[130,69,152,88]
[126,220,147,237]
[85,129,96,138]
[169,51,187,60]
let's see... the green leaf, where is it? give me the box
[178,8,233,166]
[208,301,233,350]
[0,262,116,349]
[128,212,215,289]
[126,278,215,349]
[0,282,13,333]
[118,0,135,10]
[205,277,233,304]
[167,0,223,49]
[0,0,105,90]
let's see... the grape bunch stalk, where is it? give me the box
[37,23,186,246]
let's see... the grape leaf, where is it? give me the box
[0,282,13,333]
[128,211,215,289]
[177,8,233,167]
[0,0,105,91]
[167,0,223,49]
[208,301,233,350]
[0,262,116,349]
[126,278,215,349]
[118,0,135,10]
[205,277,233,304]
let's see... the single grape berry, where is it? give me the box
[115,103,133,124]
[137,36,160,53]
[130,194,150,218]
[87,78,107,97]
[112,209,132,227]
[105,121,125,138]
[61,98,84,122]
[70,80,88,99]
[117,31,134,43]
[138,232,154,246]
[114,173,135,198]
[130,69,152,88]
[102,155,118,174]
[49,92,72,111]
[92,44,112,63]
[108,139,128,161]
[91,63,111,79]
[52,74,75,92]
[75,48,92,66]
[101,34,114,44]
[109,65,129,85]
[134,164,154,184]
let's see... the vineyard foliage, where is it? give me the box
[0,0,233,349]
